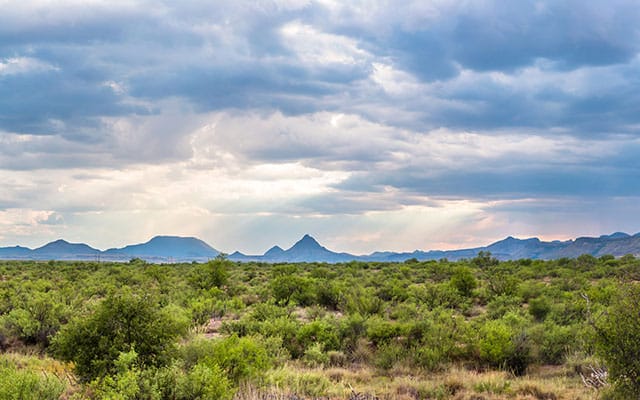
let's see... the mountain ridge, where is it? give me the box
[2,232,640,263]
[104,235,219,260]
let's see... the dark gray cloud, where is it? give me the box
[335,155,640,200]
[449,1,639,70]
[2,0,639,142]
[2,0,640,236]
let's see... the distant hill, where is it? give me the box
[0,236,218,262]
[274,234,354,263]
[33,239,100,257]
[229,235,354,263]
[0,245,33,258]
[2,231,640,263]
[263,245,284,260]
[104,236,219,261]
[231,232,640,263]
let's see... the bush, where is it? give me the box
[302,343,329,367]
[341,286,384,316]
[450,267,477,297]
[297,319,340,352]
[531,322,574,365]
[191,258,230,290]
[485,267,520,297]
[52,290,188,381]
[93,352,234,400]
[374,341,406,370]
[177,363,233,400]
[315,281,343,310]
[528,296,551,321]
[3,292,67,347]
[478,319,531,375]
[270,275,313,306]
[183,335,271,384]
[338,313,366,355]
[595,285,640,397]
[0,357,65,400]
[486,295,522,319]
[365,316,402,346]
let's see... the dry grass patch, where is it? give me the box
[252,364,598,400]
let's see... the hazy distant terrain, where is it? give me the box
[1,232,639,263]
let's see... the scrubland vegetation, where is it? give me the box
[1,252,640,399]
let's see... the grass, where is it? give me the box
[237,362,599,400]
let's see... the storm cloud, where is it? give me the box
[1,0,639,253]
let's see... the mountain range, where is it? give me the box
[1,232,640,263]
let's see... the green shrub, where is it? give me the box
[270,275,314,306]
[365,316,401,346]
[52,290,188,381]
[374,341,406,370]
[410,282,466,310]
[3,292,67,347]
[0,358,65,400]
[190,258,230,290]
[184,335,271,384]
[486,295,522,319]
[450,267,477,297]
[341,287,384,316]
[595,285,640,397]
[338,313,366,355]
[315,282,343,310]
[478,319,531,375]
[91,350,148,400]
[412,345,448,371]
[528,296,551,321]
[297,319,340,352]
[302,343,329,367]
[485,267,519,297]
[177,363,233,400]
[531,322,574,364]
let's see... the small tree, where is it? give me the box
[472,251,499,269]
[52,290,188,381]
[191,256,230,290]
[479,316,531,376]
[594,285,640,398]
[450,267,477,297]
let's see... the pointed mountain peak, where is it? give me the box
[490,236,519,245]
[264,245,284,257]
[291,234,322,250]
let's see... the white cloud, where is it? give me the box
[0,57,58,75]
[370,62,424,95]
[280,21,370,66]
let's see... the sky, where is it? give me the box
[1,0,640,254]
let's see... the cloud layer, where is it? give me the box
[1,0,639,253]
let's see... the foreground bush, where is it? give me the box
[0,357,65,400]
[52,290,189,381]
[478,316,531,376]
[92,350,233,400]
[595,285,640,398]
[182,335,271,384]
